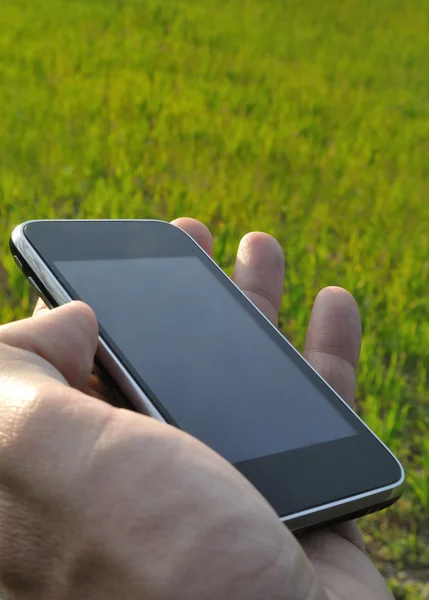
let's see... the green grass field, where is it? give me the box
[1,0,429,596]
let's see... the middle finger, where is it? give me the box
[232,232,285,326]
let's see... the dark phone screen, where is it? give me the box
[55,255,357,464]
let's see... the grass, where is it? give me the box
[1,0,429,596]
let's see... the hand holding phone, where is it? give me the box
[0,275,393,599]
[10,219,404,533]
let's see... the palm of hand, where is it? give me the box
[32,218,393,599]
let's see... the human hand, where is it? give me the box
[0,218,393,599]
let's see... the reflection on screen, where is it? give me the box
[55,257,356,463]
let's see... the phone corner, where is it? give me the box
[386,449,406,496]
[10,220,33,244]
[9,222,25,252]
[389,460,406,500]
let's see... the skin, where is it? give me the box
[0,217,394,599]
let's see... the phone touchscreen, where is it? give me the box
[54,256,357,464]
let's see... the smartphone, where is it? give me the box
[10,219,404,532]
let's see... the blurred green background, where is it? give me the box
[1,0,429,596]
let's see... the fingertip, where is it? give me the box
[58,300,99,346]
[33,301,99,352]
[34,301,99,388]
[315,286,358,307]
[233,232,284,324]
[238,232,284,268]
[171,218,214,256]
[314,286,361,330]
[66,300,97,322]
[308,286,361,369]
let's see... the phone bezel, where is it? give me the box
[10,219,405,530]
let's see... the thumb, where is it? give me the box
[0,301,98,390]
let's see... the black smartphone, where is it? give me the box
[10,219,404,532]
